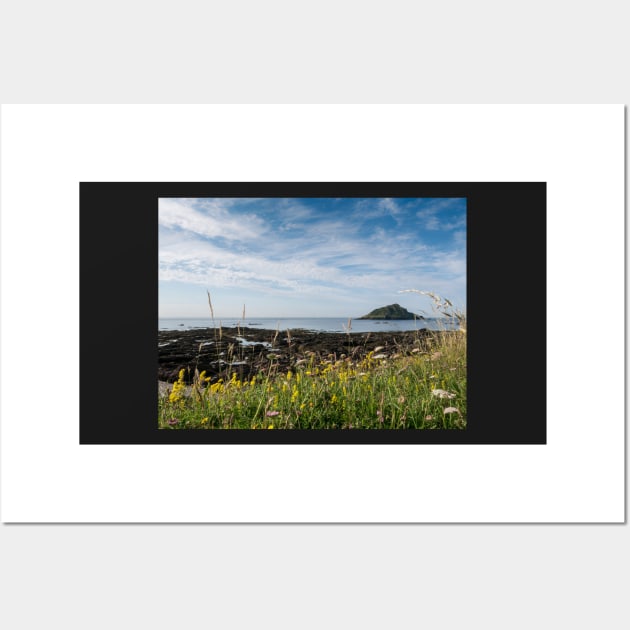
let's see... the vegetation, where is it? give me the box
[357,303,421,320]
[158,292,466,430]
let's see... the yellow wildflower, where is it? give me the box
[168,369,186,403]
[210,382,223,394]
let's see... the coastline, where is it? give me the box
[158,317,445,334]
[158,325,454,384]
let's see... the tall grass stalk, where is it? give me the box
[398,289,466,332]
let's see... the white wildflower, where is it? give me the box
[431,388,456,399]
[443,407,461,415]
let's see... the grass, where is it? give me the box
[158,291,466,430]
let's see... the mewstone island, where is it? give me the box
[158,197,467,430]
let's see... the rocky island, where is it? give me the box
[357,303,423,320]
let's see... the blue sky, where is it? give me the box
[158,197,466,318]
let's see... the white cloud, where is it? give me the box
[160,216,465,291]
[158,198,267,242]
[415,198,466,231]
[379,197,402,216]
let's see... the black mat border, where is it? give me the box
[79,182,546,444]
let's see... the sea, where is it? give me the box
[158,317,460,333]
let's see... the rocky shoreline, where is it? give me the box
[158,325,445,384]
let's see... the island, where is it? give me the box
[357,303,424,320]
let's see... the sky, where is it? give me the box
[158,197,466,318]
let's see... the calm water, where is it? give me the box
[158,317,460,333]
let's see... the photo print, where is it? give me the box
[80,181,546,445]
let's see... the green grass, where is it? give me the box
[158,328,466,430]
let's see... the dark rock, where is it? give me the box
[158,325,443,384]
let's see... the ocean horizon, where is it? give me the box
[158,316,461,333]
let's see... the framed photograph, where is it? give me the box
[79,181,546,445]
[2,104,622,522]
